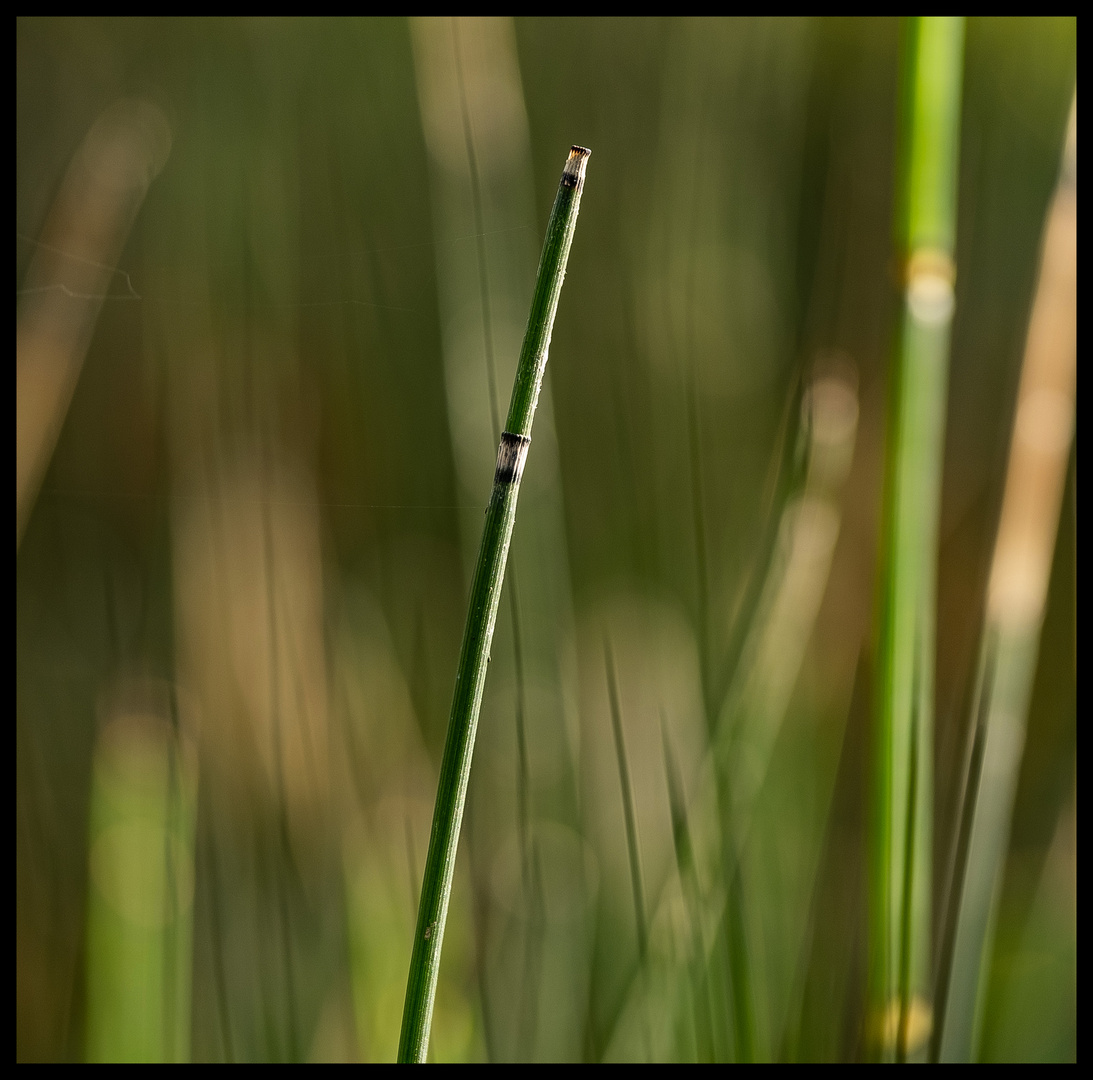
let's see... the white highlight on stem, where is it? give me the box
[907,270,955,325]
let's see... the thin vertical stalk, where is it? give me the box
[411,25,587,1058]
[660,712,714,1062]
[605,641,649,963]
[603,640,652,1062]
[451,18,503,446]
[934,93,1076,1063]
[868,16,964,1060]
[398,146,590,1063]
[930,631,994,1060]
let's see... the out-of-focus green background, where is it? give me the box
[17,17,1075,1062]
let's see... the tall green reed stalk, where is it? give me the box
[409,20,585,1060]
[933,93,1076,1063]
[868,16,964,1062]
[398,146,590,1063]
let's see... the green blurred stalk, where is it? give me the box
[398,146,590,1063]
[84,696,197,1062]
[868,16,964,1061]
[605,641,649,964]
[933,94,1076,1063]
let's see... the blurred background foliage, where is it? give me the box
[16,17,1075,1062]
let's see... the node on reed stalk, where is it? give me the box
[397,146,591,1064]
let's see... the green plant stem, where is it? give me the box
[868,16,964,1061]
[398,146,590,1064]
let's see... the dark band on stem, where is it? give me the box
[561,146,591,190]
[494,431,531,485]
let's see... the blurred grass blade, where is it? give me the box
[605,641,648,964]
[868,16,964,1061]
[661,711,715,1062]
[398,146,590,1064]
[934,93,1076,1063]
[16,99,170,548]
[719,367,858,843]
[85,685,197,1062]
[597,366,859,1062]
[705,366,857,1061]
